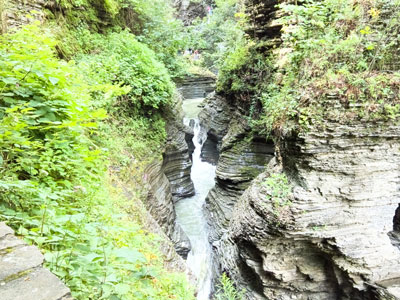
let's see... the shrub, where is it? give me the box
[0,23,194,300]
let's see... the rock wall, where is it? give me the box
[0,222,73,300]
[178,75,216,100]
[144,161,191,258]
[204,117,274,244]
[144,94,195,258]
[198,94,275,290]
[214,122,400,300]
[173,0,213,26]
[163,122,195,199]
[0,0,48,33]
[203,0,400,298]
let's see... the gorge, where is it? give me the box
[1,0,400,299]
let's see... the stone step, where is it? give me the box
[0,268,72,300]
[0,222,73,300]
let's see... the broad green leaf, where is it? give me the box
[115,283,130,295]
[2,77,18,85]
[113,247,146,264]
[48,77,59,85]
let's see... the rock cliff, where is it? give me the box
[173,0,213,26]
[144,161,192,258]
[215,122,400,300]
[144,95,195,258]
[178,75,216,100]
[163,121,195,199]
[204,0,400,298]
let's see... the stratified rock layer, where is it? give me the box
[204,118,274,244]
[178,75,216,100]
[216,122,400,300]
[199,92,233,143]
[163,122,195,199]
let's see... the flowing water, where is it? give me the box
[175,97,216,300]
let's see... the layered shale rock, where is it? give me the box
[178,75,216,100]
[145,161,191,258]
[198,93,233,144]
[204,118,274,244]
[216,122,400,300]
[163,122,195,199]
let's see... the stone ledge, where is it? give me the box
[0,222,72,300]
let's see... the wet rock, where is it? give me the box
[183,124,195,159]
[200,137,219,165]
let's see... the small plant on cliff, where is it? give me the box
[263,173,292,208]
[214,273,245,300]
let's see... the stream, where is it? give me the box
[175,97,216,300]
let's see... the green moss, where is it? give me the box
[4,269,33,283]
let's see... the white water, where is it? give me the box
[175,100,216,300]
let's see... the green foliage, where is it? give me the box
[263,173,291,207]
[0,23,104,210]
[0,24,193,300]
[71,28,172,161]
[214,273,245,300]
[216,0,400,133]
[187,0,245,72]
[260,0,400,131]
[76,29,174,112]
[120,0,188,77]
[51,0,188,78]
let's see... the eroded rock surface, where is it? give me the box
[216,123,400,300]
[178,75,216,100]
[145,161,191,259]
[198,93,233,144]
[173,0,212,25]
[204,118,274,244]
[0,222,73,300]
[163,122,195,199]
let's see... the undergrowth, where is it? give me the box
[0,22,194,300]
[214,273,245,300]
[217,0,400,133]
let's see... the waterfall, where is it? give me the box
[175,115,216,300]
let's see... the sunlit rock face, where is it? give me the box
[163,122,195,200]
[173,0,214,26]
[216,123,400,300]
